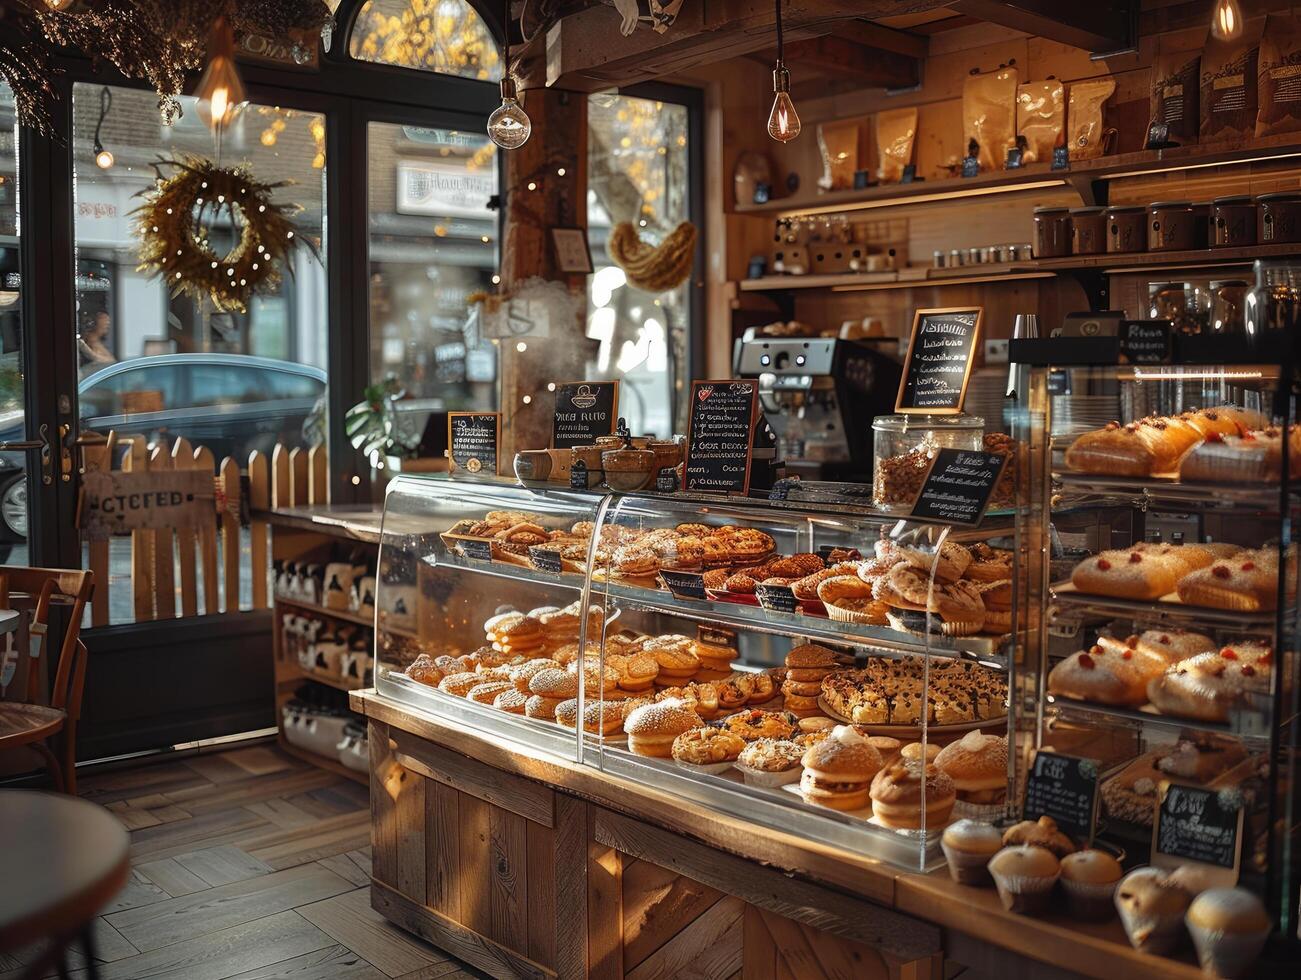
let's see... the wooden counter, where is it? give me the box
[350,689,1215,980]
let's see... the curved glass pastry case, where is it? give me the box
[1017,341,1299,937]
[373,471,1037,871]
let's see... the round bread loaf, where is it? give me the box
[624,700,701,757]
[869,761,955,829]
[798,728,883,811]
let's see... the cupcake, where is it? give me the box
[1059,850,1123,919]
[1115,867,1192,955]
[1186,887,1270,978]
[987,845,1060,915]
[940,819,1003,885]
[1001,815,1077,858]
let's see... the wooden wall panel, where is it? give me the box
[425,778,462,920]
[489,806,530,955]
[459,794,494,941]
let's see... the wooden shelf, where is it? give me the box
[275,595,375,629]
[276,734,367,786]
[277,658,367,694]
[1030,239,1301,272]
[734,133,1301,216]
[738,266,1053,293]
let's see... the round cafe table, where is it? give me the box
[0,790,129,979]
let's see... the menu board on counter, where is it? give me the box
[1023,750,1099,845]
[755,582,798,613]
[1120,319,1172,365]
[551,381,619,449]
[447,412,500,475]
[909,449,1009,526]
[683,380,758,495]
[1153,781,1244,882]
[895,307,982,415]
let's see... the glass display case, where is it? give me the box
[1018,342,1299,937]
[373,467,1038,871]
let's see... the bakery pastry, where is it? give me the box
[1001,815,1075,858]
[940,819,1003,885]
[1181,406,1268,437]
[1186,888,1271,979]
[1177,552,1281,611]
[893,539,972,583]
[1147,648,1271,722]
[934,731,1007,811]
[966,543,1013,582]
[1115,867,1192,955]
[524,694,564,720]
[438,671,482,697]
[1071,548,1179,600]
[671,727,745,766]
[722,708,795,741]
[869,761,955,829]
[624,700,701,757]
[987,846,1060,915]
[492,689,529,714]
[899,741,940,764]
[818,576,889,624]
[1135,628,1217,665]
[799,727,883,811]
[1179,427,1290,483]
[1059,850,1123,920]
[820,659,1007,727]
[1048,643,1163,706]
[467,680,514,705]
[1064,421,1160,476]
[405,654,443,687]
[736,738,805,786]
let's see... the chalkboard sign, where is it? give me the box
[895,307,983,414]
[1023,750,1099,845]
[660,568,706,601]
[570,460,590,490]
[697,624,738,649]
[1154,781,1244,874]
[1120,320,1172,365]
[551,381,619,449]
[1052,145,1070,170]
[528,546,563,574]
[655,467,680,494]
[447,412,501,475]
[909,449,1009,526]
[460,538,493,562]
[683,380,758,495]
[755,582,798,613]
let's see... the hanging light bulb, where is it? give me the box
[91,86,114,169]
[487,0,530,148]
[1210,0,1243,40]
[94,145,114,169]
[194,15,246,133]
[767,0,800,142]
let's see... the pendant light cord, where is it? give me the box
[93,85,111,149]
[774,0,783,64]
[503,0,512,79]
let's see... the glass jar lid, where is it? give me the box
[1103,204,1145,213]
[1212,194,1254,205]
[1069,206,1106,215]
[1032,206,1069,215]
[1256,191,1301,202]
[872,413,986,432]
[1148,200,1193,209]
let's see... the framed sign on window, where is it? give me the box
[551,227,594,274]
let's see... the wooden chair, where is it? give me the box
[0,568,93,795]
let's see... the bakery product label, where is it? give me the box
[909,449,1009,525]
[755,582,798,613]
[896,307,982,414]
[1024,750,1098,845]
[528,546,563,574]
[460,538,493,562]
[447,412,500,475]
[684,380,758,495]
[660,568,706,600]
[697,624,738,649]
[1120,320,1171,364]
[551,381,619,449]
[1154,781,1243,876]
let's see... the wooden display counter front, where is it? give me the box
[351,690,1206,980]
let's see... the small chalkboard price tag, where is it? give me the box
[684,380,759,495]
[961,155,980,178]
[1153,781,1244,881]
[895,307,983,415]
[655,467,680,494]
[460,538,493,562]
[909,449,1008,526]
[447,412,501,475]
[1024,750,1099,845]
[1052,145,1070,170]
[1005,147,1024,169]
[551,381,619,449]
[697,624,738,649]
[528,547,563,574]
[660,568,707,601]
[901,164,917,183]
[1047,369,1072,396]
[755,582,799,613]
[1120,320,1172,365]
[570,460,589,491]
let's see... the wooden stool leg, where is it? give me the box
[32,740,65,793]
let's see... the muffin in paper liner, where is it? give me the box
[989,869,1059,915]
[1187,922,1268,978]
[1060,877,1118,920]
[940,839,993,885]
[1116,901,1187,955]
[952,799,1006,823]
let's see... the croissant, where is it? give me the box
[607,220,696,292]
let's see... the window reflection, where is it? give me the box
[350,0,502,81]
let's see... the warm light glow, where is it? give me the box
[768,90,800,142]
[195,17,246,133]
[94,147,114,169]
[1211,0,1243,40]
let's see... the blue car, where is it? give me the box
[0,353,326,541]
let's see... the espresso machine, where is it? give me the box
[733,329,902,481]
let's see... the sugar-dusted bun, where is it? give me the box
[624,699,701,757]
[900,741,940,764]
[870,761,956,829]
[553,698,580,728]
[934,731,1007,799]
[529,667,580,699]
[524,694,563,720]
[1115,867,1192,954]
[798,726,883,811]
[785,643,838,669]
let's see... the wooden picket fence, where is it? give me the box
[82,434,327,625]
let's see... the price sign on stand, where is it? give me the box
[1120,320,1172,364]
[683,380,759,495]
[1153,781,1244,885]
[447,412,501,475]
[660,569,706,600]
[1023,750,1099,845]
[697,624,738,649]
[909,449,1008,526]
[551,381,619,449]
[896,307,983,414]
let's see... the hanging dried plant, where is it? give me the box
[134,156,316,313]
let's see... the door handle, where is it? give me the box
[0,425,54,485]
[58,424,74,483]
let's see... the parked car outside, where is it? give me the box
[0,353,326,542]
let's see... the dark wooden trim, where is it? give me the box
[552,794,588,980]
[371,879,558,980]
[592,806,940,962]
[392,729,556,828]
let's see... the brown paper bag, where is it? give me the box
[875,107,918,184]
[1257,13,1301,137]
[964,66,1019,171]
[1201,16,1263,142]
[1016,79,1065,164]
[1068,79,1116,159]
[817,120,859,190]
[1151,49,1200,144]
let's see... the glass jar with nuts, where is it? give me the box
[871,414,986,513]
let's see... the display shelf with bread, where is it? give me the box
[1015,340,1299,944]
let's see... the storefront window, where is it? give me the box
[586,94,691,438]
[0,83,29,564]
[72,84,327,620]
[350,0,501,81]
[366,122,498,430]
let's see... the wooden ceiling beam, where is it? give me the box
[948,0,1135,53]
[781,34,920,89]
